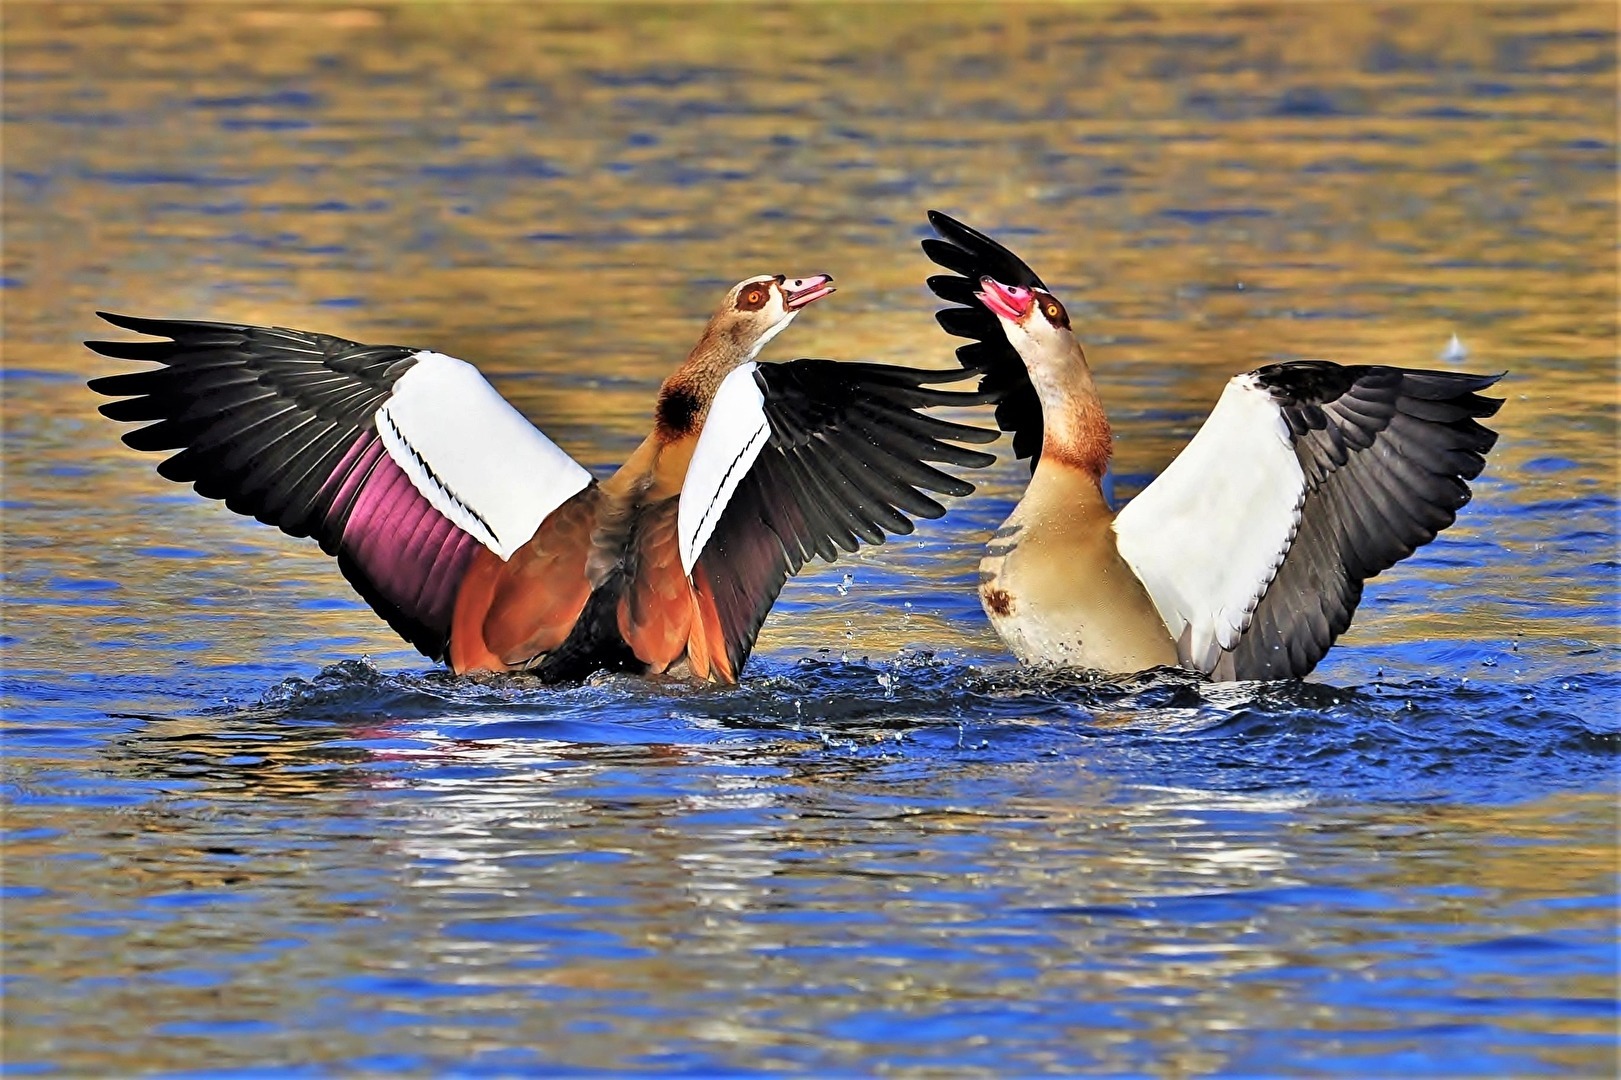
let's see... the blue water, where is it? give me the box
[3,3,1618,1074]
[5,650,1617,1074]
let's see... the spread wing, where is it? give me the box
[1112,361,1503,680]
[87,313,591,660]
[922,209,1047,471]
[676,359,998,679]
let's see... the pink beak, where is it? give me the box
[976,276,1032,321]
[782,274,836,310]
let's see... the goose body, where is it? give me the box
[978,456,1178,672]
[924,211,1504,681]
[89,273,997,683]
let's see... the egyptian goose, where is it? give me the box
[88,273,998,683]
[923,211,1504,680]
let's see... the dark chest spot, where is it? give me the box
[982,586,1015,618]
[656,384,703,436]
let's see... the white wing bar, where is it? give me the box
[1112,374,1306,674]
[678,362,772,574]
[376,351,592,560]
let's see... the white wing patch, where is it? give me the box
[679,362,771,574]
[376,351,592,560]
[1113,374,1306,674]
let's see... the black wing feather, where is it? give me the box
[1224,361,1503,680]
[84,313,479,659]
[87,313,421,547]
[922,210,1048,470]
[692,358,996,676]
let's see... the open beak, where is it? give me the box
[976,276,1033,322]
[782,274,836,310]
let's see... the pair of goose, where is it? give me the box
[88,212,1503,685]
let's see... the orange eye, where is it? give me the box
[1045,303,1059,318]
[736,283,772,311]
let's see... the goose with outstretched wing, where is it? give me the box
[89,273,997,683]
[923,210,1504,680]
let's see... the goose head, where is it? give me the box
[976,275,1111,473]
[660,273,836,438]
[706,273,836,364]
[975,275,1076,361]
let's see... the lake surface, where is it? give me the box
[3,3,1617,1074]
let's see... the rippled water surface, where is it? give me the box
[3,3,1618,1075]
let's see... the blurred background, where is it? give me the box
[4,2,1614,668]
[3,3,1617,1075]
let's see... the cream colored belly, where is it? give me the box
[979,512,1180,675]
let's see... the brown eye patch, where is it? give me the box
[736,284,771,311]
[1037,292,1070,330]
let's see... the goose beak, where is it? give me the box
[976,276,1032,322]
[782,274,836,310]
